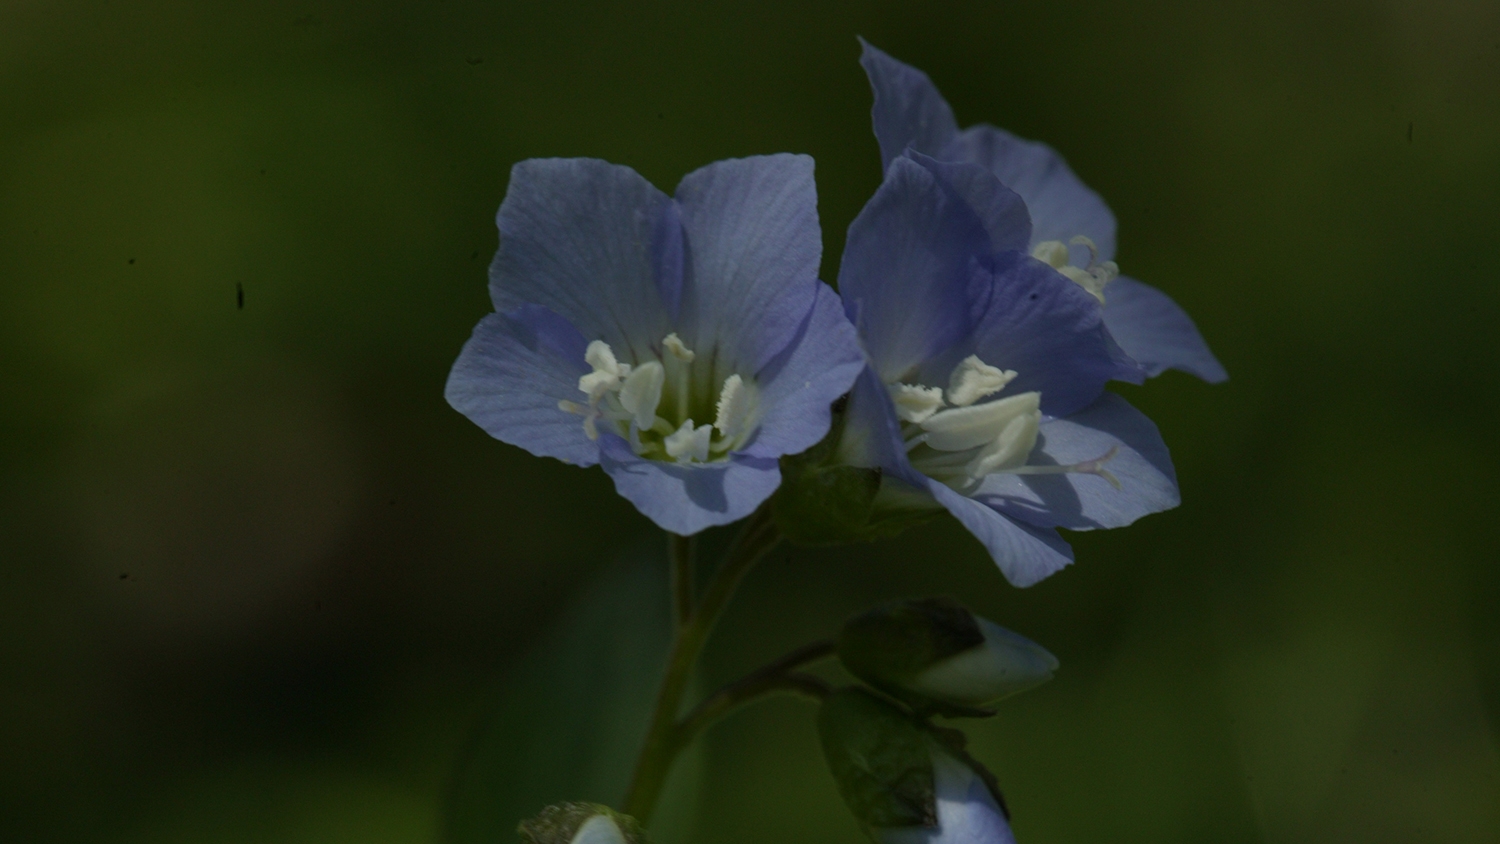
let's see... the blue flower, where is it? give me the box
[858,39,1227,384]
[837,151,1184,587]
[446,155,865,535]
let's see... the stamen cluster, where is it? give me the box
[1031,235,1118,303]
[560,333,758,465]
[886,355,1121,493]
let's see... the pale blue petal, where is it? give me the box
[972,393,1179,531]
[928,481,1075,588]
[489,158,673,362]
[839,156,989,383]
[907,151,1032,253]
[673,154,823,385]
[597,435,782,535]
[944,125,1117,264]
[1104,276,1228,383]
[445,305,597,467]
[738,283,866,459]
[837,368,932,488]
[925,251,1139,418]
[859,39,960,172]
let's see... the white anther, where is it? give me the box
[919,392,1041,452]
[946,356,1017,407]
[579,339,631,400]
[966,411,1041,479]
[664,419,712,464]
[662,333,695,362]
[889,383,946,424]
[618,361,665,430]
[1031,240,1071,269]
[577,370,617,401]
[584,340,627,377]
[714,374,752,440]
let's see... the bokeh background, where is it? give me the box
[4,1,1498,841]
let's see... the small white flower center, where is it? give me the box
[1032,235,1118,304]
[886,354,1119,493]
[560,333,759,464]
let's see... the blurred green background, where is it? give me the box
[3,0,1498,841]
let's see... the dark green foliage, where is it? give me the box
[773,401,938,545]
[816,688,937,832]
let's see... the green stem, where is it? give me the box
[620,507,781,822]
[672,641,833,751]
[668,533,696,630]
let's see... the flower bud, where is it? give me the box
[837,598,1058,715]
[817,688,1015,844]
[517,803,645,844]
[877,749,1016,844]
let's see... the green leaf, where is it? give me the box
[444,547,700,844]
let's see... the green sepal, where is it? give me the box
[817,688,937,831]
[772,396,940,546]
[516,802,646,844]
[837,597,997,717]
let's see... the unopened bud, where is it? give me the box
[876,748,1016,844]
[517,803,645,844]
[818,688,1015,844]
[838,597,1058,715]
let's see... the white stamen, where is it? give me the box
[662,333,695,421]
[662,333,695,362]
[889,383,946,423]
[577,370,616,401]
[919,392,1041,452]
[618,361,665,430]
[664,419,712,464]
[714,374,751,440]
[1032,237,1119,304]
[579,340,631,400]
[570,333,757,464]
[1031,240,1071,268]
[1057,264,1116,303]
[946,356,1017,407]
[584,340,628,377]
[966,412,1041,479]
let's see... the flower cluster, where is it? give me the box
[448,39,1222,844]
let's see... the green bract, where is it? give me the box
[817,688,937,830]
[772,401,940,545]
